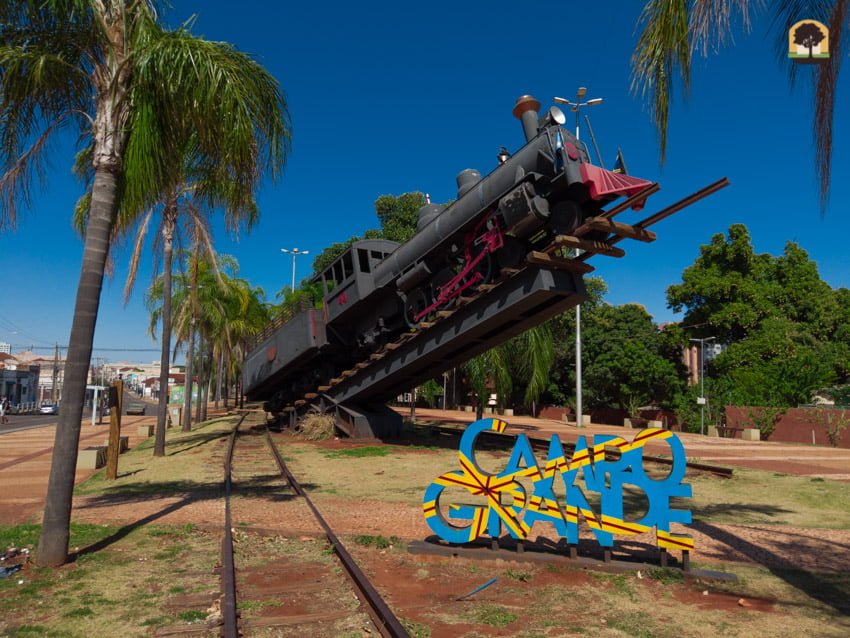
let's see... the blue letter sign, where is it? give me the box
[423,418,693,551]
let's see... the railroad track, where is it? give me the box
[218,412,409,637]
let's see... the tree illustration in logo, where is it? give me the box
[794,22,826,58]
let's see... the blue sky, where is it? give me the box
[1,2,848,364]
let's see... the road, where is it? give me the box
[0,395,161,435]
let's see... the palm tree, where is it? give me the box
[0,1,290,567]
[152,254,269,424]
[462,324,555,419]
[631,1,842,209]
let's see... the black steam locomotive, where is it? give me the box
[244,95,652,411]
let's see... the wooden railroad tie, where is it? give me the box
[572,217,656,242]
[294,400,306,408]
[477,283,496,292]
[341,369,356,378]
[303,392,318,400]
[317,385,331,392]
[385,342,402,351]
[369,353,385,361]
[548,235,626,258]
[436,310,454,319]
[500,267,521,276]
[355,362,370,369]
[526,251,595,274]
[330,377,344,384]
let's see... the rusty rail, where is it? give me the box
[262,427,410,637]
[221,413,249,637]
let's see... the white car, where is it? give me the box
[39,404,59,415]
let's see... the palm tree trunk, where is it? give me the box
[182,320,195,432]
[194,332,204,422]
[202,349,211,420]
[154,204,177,456]
[37,167,119,567]
[215,349,224,408]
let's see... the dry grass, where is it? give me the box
[298,413,336,440]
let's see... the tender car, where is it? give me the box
[39,404,59,415]
[126,402,146,416]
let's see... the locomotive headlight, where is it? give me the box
[538,106,566,131]
[549,106,566,125]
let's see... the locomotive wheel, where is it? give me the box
[432,268,458,309]
[404,288,430,327]
[461,247,493,290]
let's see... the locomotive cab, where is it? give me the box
[315,238,400,326]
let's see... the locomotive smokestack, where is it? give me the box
[512,95,541,142]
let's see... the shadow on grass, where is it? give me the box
[693,520,850,616]
[692,502,793,521]
[71,475,318,561]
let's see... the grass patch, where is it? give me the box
[474,603,517,627]
[401,618,431,637]
[352,534,402,549]
[64,607,95,618]
[647,567,685,584]
[177,610,207,623]
[504,568,532,582]
[324,446,390,459]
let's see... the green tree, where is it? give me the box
[631,1,842,208]
[668,224,849,410]
[374,192,425,243]
[0,1,289,567]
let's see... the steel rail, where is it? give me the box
[599,182,660,219]
[221,413,249,637]
[578,177,730,261]
[262,427,410,638]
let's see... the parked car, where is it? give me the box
[39,404,59,415]
[126,402,146,416]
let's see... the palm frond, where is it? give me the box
[630,0,691,162]
[123,207,154,303]
[813,0,847,212]
[689,0,761,55]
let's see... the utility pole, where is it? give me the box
[554,88,603,427]
[51,342,59,403]
[689,337,716,435]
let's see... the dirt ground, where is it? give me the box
[3,411,850,636]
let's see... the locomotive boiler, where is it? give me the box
[244,95,662,415]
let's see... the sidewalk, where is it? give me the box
[403,407,850,480]
[0,416,156,524]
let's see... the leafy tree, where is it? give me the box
[581,304,683,409]
[0,1,289,567]
[668,224,849,411]
[311,193,425,278]
[631,1,842,208]
[374,192,425,243]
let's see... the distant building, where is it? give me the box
[0,342,10,354]
[1,364,40,405]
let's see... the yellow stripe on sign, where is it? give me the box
[469,507,489,541]
[657,530,694,550]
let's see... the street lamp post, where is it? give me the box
[689,336,716,435]
[554,88,603,427]
[280,247,309,292]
